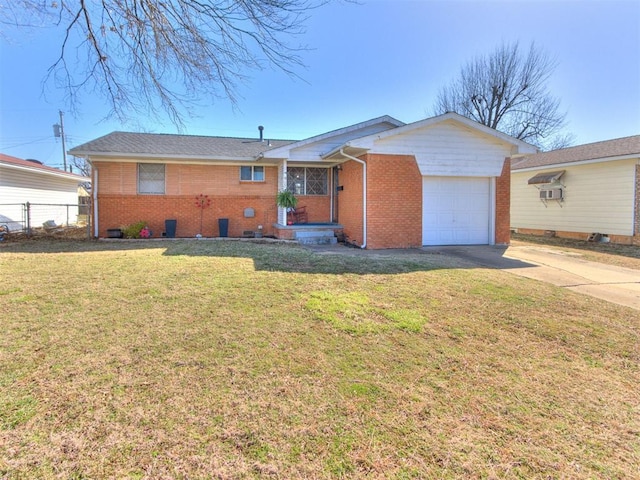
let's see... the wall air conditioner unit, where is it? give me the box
[540,188,563,200]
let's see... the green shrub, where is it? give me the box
[121,221,147,239]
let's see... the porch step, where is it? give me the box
[294,229,337,245]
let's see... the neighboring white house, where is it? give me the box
[511,135,640,245]
[0,153,90,231]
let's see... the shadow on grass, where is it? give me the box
[0,237,538,275]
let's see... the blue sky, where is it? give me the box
[1,0,639,169]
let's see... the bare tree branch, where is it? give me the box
[2,0,333,128]
[434,42,574,151]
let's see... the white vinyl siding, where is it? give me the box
[0,166,83,229]
[511,159,637,236]
[366,120,513,177]
[138,164,165,194]
[285,123,399,161]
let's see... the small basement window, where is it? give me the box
[240,166,264,181]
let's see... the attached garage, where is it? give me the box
[422,176,491,245]
[320,112,537,248]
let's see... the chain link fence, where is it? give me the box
[0,200,92,239]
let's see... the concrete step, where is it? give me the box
[297,235,338,245]
[294,229,336,239]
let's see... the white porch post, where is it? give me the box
[278,160,288,225]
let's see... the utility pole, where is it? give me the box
[53,110,67,172]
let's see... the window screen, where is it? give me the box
[138,164,165,194]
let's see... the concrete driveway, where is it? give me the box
[424,244,640,311]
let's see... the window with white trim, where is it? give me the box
[138,164,165,194]
[240,166,264,181]
[287,167,328,195]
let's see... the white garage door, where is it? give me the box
[422,176,491,246]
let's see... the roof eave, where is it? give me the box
[263,115,405,159]
[71,152,261,163]
[321,143,370,160]
[344,112,538,154]
[0,161,90,182]
[512,153,640,172]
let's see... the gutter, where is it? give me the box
[67,151,261,163]
[0,161,90,181]
[339,148,367,249]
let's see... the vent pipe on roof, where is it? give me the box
[258,125,264,142]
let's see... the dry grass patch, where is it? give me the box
[512,233,640,270]
[0,240,638,479]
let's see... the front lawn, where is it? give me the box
[1,240,638,479]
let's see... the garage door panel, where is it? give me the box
[423,176,490,246]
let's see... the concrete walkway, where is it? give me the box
[424,245,640,311]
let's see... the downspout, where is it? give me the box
[89,160,98,238]
[339,149,367,249]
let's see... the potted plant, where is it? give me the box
[276,190,298,225]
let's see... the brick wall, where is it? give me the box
[337,160,364,245]
[94,161,330,238]
[337,154,422,249]
[365,154,422,249]
[291,195,331,223]
[98,194,279,238]
[495,158,511,245]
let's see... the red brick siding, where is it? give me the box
[97,162,137,194]
[495,158,511,245]
[97,194,278,238]
[95,162,279,237]
[365,154,422,249]
[337,154,422,249]
[291,195,331,223]
[93,161,330,238]
[337,160,364,245]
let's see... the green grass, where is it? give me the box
[0,239,638,479]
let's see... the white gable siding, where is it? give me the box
[367,121,512,177]
[511,159,637,236]
[0,166,82,228]
[287,123,398,161]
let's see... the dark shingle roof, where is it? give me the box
[69,131,296,159]
[512,135,640,170]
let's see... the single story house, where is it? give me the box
[511,135,640,245]
[0,153,90,231]
[69,112,536,248]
